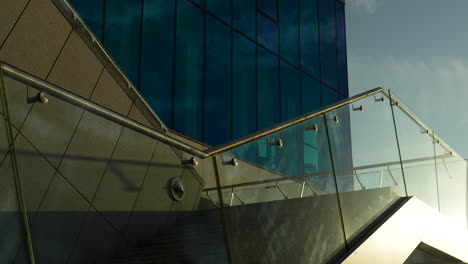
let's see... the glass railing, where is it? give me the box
[204,90,467,263]
[1,62,466,264]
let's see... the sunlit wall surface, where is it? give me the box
[68,0,348,145]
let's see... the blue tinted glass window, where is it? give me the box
[336,1,348,97]
[233,0,256,39]
[257,13,278,53]
[104,0,142,86]
[258,0,278,21]
[302,74,321,113]
[258,47,279,130]
[232,32,256,139]
[173,1,204,140]
[204,16,232,145]
[319,0,337,89]
[280,125,303,176]
[191,0,205,7]
[69,0,105,41]
[322,86,339,107]
[206,0,231,24]
[300,0,320,78]
[279,0,300,65]
[280,62,301,121]
[140,0,175,127]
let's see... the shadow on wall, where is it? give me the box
[0,145,210,263]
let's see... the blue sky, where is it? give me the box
[346,0,468,158]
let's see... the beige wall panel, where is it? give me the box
[91,69,132,117]
[0,0,72,78]
[0,0,28,45]
[47,30,103,99]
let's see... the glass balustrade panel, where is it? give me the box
[326,91,406,243]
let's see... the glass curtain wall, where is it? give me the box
[68,0,349,146]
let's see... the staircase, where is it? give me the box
[113,209,227,264]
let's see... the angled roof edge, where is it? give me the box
[50,0,168,134]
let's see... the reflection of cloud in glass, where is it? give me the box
[349,0,379,15]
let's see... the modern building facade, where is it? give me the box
[0,0,467,263]
[68,0,349,146]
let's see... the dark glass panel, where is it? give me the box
[232,32,256,139]
[257,12,278,53]
[69,0,105,41]
[300,0,320,78]
[140,0,175,127]
[257,47,279,130]
[336,1,348,97]
[322,86,340,107]
[258,0,278,21]
[233,0,256,40]
[279,0,300,66]
[204,16,232,146]
[174,0,204,141]
[193,0,205,7]
[279,123,303,177]
[221,115,347,264]
[104,0,142,85]
[319,0,338,89]
[206,0,231,24]
[301,74,321,113]
[280,61,301,121]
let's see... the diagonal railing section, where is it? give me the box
[1,60,466,264]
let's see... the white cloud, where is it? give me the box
[348,0,379,15]
[348,55,468,157]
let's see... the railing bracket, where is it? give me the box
[352,105,364,112]
[305,124,319,132]
[182,157,198,167]
[268,138,283,148]
[27,92,48,104]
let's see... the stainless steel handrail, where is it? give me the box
[1,63,206,158]
[381,90,457,157]
[1,62,387,158]
[204,87,384,155]
[1,61,457,160]
[41,0,458,160]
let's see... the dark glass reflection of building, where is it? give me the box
[69,0,349,147]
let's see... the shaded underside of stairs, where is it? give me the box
[113,187,402,264]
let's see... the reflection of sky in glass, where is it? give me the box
[347,0,468,158]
